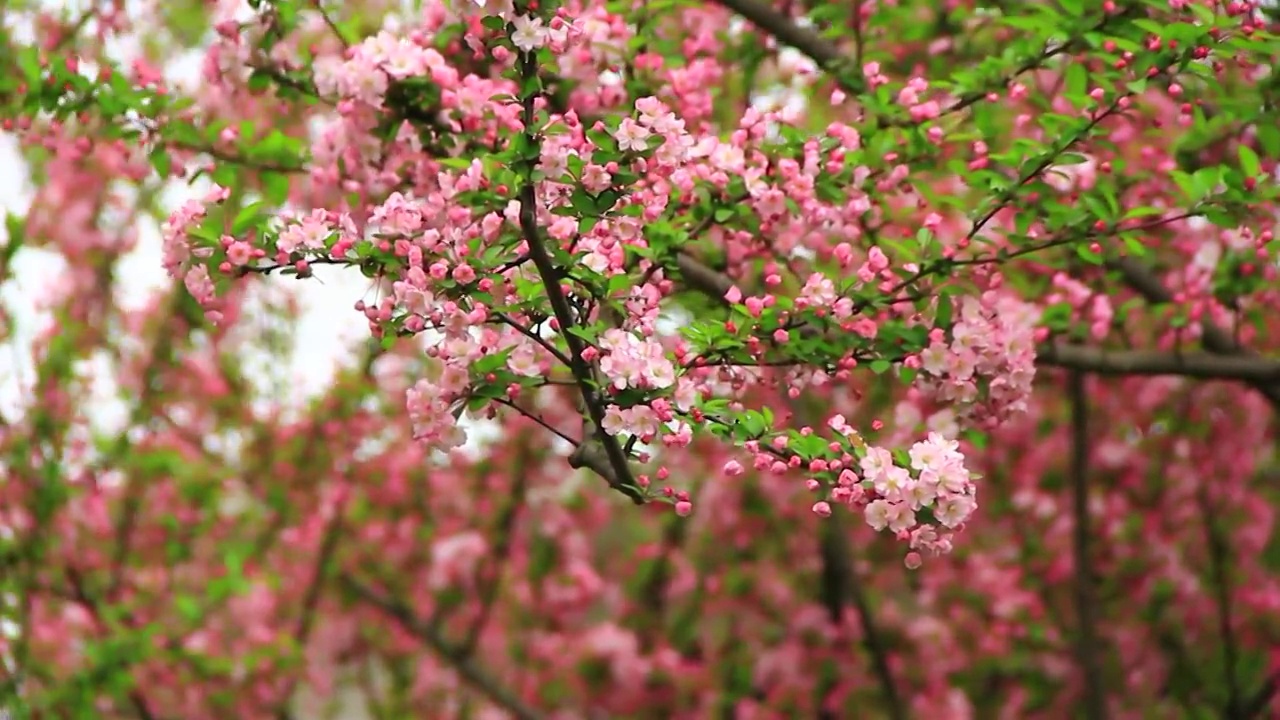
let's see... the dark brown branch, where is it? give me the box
[1197,485,1242,718]
[1037,344,1280,382]
[1109,258,1280,410]
[514,42,643,503]
[676,251,1280,383]
[1241,671,1278,718]
[710,0,1101,123]
[1069,371,1108,720]
[340,576,548,720]
[710,0,846,71]
[819,514,905,720]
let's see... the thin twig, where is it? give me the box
[312,1,350,49]
[491,313,573,367]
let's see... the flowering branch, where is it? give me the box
[678,246,1280,383]
[512,17,643,504]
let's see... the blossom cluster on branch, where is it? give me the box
[2,0,1280,717]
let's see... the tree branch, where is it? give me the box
[819,514,905,720]
[1241,670,1278,719]
[1109,257,1280,410]
[710,0,846,71]
[1069,371,1108,720]
[340,576,548,720]
[709,0,1103,123]
[675,250,1280,383]
[514,36,643,504]
[1197,485,1242,718]
[1037,343,1280,382]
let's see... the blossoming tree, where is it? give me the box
[3,0,1280,717]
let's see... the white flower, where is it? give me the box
[582,251,611,273]
[874,465,911,502]
[601,405,627,435]
[506,344,541,377]
[510,15,547,52]
[934,495,976,528]
[613,119,651,152]
[864,499,892,531]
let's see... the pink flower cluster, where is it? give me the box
[160,184,233,322]
[594,328,676,391]
[314,31,458,106]
[915,290,1041,427]
[827,418,975,562]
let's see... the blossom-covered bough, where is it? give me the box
[3,0,1280,717]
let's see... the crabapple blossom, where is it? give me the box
[5,0,1280,718]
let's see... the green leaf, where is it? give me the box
[1064,64,1089,100]
[231,201,266,235]
[1170,170,1199,202]
[869,359,892,374]
[3,212,26,266]
[935,294,953,329]
[175,595,202,623]
[1239,144,1261,178]
[262,172,291,205]
[1258,125,1280,158]
[1122,235,1148,256]
[569,188,597,216]
[17,46,42,85]
[150,149,172,178]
